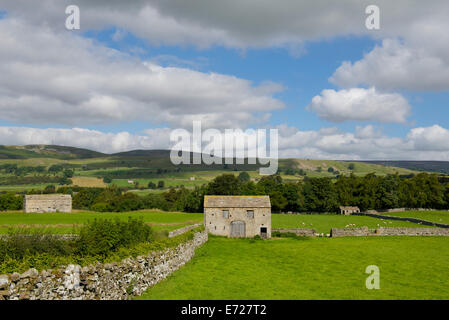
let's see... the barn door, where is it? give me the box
[230,221,246,238]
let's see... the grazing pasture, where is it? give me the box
[137,236,449,300]
[0,210,203,234]
[381,211,449,225]
[271,214,432,233]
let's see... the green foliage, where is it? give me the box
[157,180,165,188]
[103,176,113,184]
[238,171,251,182]
[0,192,23,211]
[74,217,154,257]
[58,177,72,185]
[43,185,56,194]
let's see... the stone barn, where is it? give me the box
[204,195,271,238]
[339,206,360,215]
[24,194,72,213]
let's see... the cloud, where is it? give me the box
[306,87,410,123]
[2,1,449,50]
[2,124,449,160]
[407,125,449,151]
[0,17,284,129]
[0,126,172,154]
[330,39,449,91]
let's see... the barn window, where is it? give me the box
[247,210,254,219]
[222,210,229,218]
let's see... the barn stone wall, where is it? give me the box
[204,207,271,238]
[24,195,72,213]
[0,230,207,300]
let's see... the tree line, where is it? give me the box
[1,172,448,213]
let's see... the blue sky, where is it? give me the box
[0,1,448,159]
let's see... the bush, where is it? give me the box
[74,217,154,257]
[0,192,23,211]
[0,229,72,262]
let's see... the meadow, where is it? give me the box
[0,211,430,235]
[382,210,449,225]
[137,235,449,300]
[0,210,203,234]
[271,214,433,233]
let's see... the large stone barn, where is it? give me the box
[24,194,72,213]
[204,195,271,238]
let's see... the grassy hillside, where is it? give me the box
[0,145,106,159]
[359,160,449,174]
[0,145,428,192]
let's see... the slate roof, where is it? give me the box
[204,195,271,208]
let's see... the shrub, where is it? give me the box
[0,229,72,262]
[74,217,154,257]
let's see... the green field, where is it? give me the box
[271,214,433,233]
[0,211,435,235]
[382,211,449,225]
[0,210,203,234]
[137,236,449,300]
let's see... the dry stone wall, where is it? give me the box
[168,224,202,238]
[330,227,449,237]
[0,230,207,300]
[272,228,317,237]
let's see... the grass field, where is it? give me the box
[271,214,431,233]
[0,211,434,234]
[137,236,449,300]
[382,211,449,225]
[71,176,107,188]
[0,210,203,234]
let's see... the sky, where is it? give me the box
[0,0,449,160]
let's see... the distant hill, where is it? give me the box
[357,161,449,174]
[0,145,106,159]
[0,145,433,177]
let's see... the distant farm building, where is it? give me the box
[339,206,360,215]
[204,196,271,238]
[24,194,72,213]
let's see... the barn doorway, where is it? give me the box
[230,221,246,238]
[260,227,268,239]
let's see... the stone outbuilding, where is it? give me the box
[204,195,271,238]
[339,206,360,215]
[24,194,72,213]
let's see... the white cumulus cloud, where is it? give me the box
[306,87,410,123]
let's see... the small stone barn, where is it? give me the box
[339,206,360,215]
[24,194,72,213]
[204,195,271,238]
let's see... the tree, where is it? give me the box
[0,192,23,211]
[148,182,156,189]
[302,178,338,212]
[238,171,251,182]
[59,177,72,185]
[103,176,112,184]
[348,163,355,170]
[206,174,242,195]
[157,180,165,189]
[43,185,56,194]
[63,169,74,178]
[327,167,334,173]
